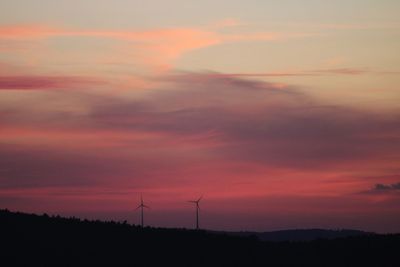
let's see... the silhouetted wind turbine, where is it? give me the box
[136,195,149,227]
[188,196,202,230]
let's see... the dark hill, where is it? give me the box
[221,228,371,242]
[0,209,399,266]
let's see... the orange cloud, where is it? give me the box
[0,25,57,39]
[0,24,312,70]
[211,18,245,28]
[0,25,221,70]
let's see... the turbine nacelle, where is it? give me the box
[135,203,150,210]
[188,196,202,207]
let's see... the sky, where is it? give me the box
[0,1,400,233]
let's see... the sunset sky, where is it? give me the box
[1,0,400,232]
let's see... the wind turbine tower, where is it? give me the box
[136,195,149,227]
[188,196,203,230]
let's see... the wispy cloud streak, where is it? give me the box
[0,75,103,90]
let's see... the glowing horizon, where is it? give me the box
[1,0,400,233]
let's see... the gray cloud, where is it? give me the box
[359,182,400,195]
[87,72,400,168]
[1,72,400,189]
[374,183,400,191]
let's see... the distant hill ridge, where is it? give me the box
[218,228,372,242]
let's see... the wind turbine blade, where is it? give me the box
[135,205,142,210]
[197,195,203,202]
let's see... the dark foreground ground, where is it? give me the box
[1,209,399,266]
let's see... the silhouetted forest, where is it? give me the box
[1,209,399,266]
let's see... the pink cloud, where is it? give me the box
[208,68,400,78]
[0,75,104,90]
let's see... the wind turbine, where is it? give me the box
[188,196,202,230]
[136,195,149,227]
